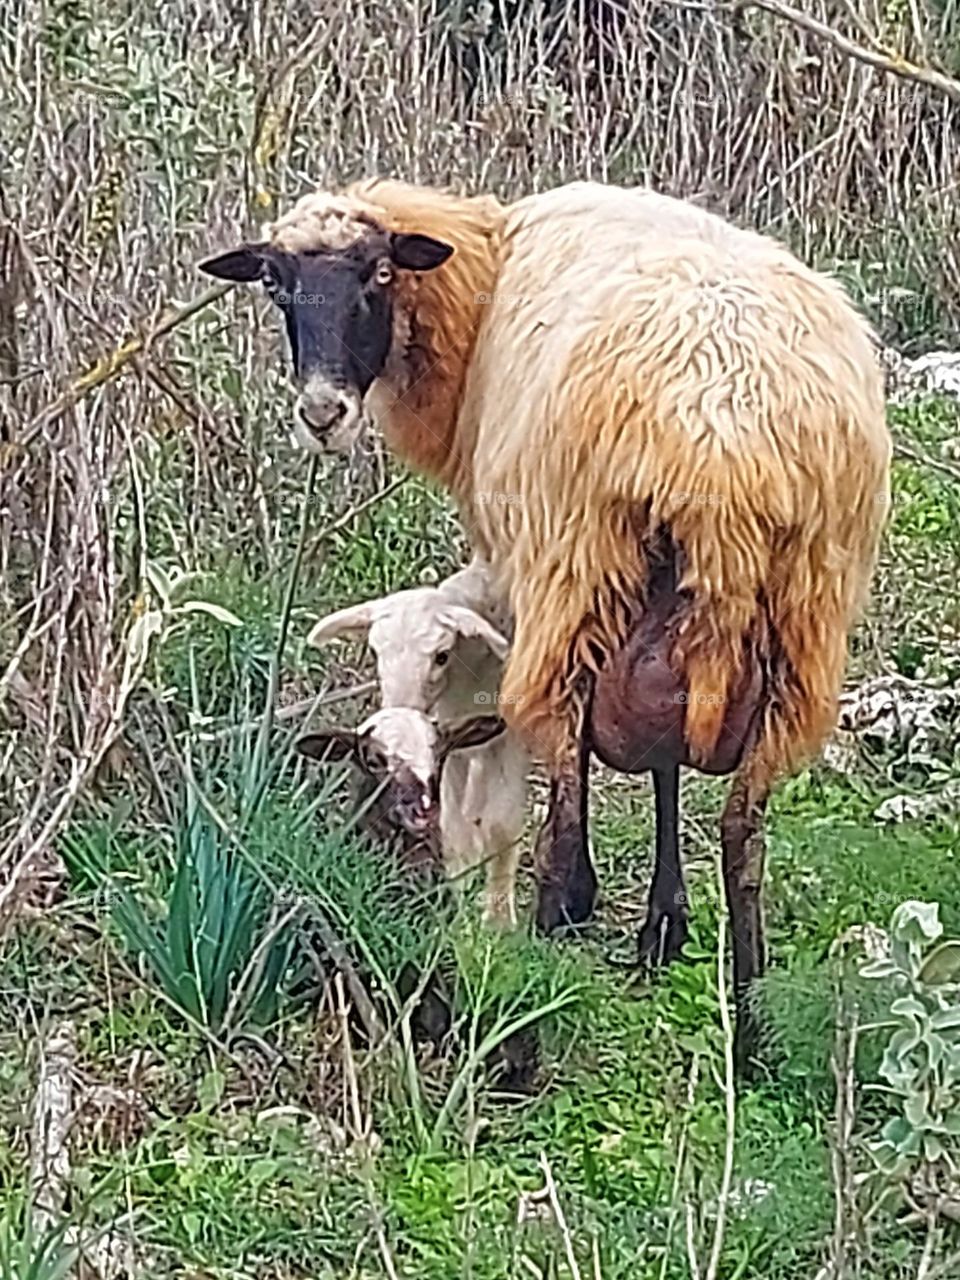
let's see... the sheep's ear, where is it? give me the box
[198,243,268,282]
[307,601,377,647]
[438,715,506,758]
[440,606,510,660]
[296,728,358,762]
[389,232,454,272]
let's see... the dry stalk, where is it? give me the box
[28,1019,76,1237]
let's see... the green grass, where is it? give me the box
[2,398,959,1278]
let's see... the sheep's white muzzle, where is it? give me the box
[293,378,363,456]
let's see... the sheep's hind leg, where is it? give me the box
[534,729,597,933]
[720,761,772,1076]
[637,765,689,967]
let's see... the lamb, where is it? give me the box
[297,559,530,927]
[202,177,891,1066]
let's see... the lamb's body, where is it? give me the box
[305,560,529,926]
[437,729,527,925]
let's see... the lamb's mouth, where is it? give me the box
[396,801,438,836]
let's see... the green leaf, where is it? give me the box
[904,1091,931,1129]
[861,958,901,980]
[181,1211,203,1244]
[923,1133,944,1162]
[145,561,173,607]
[177,599,243,627]
[126,609,164,666]
[891,901,943,946]
[890,995,928,1022]
[197,1068,226,1109]
[919,941,960,985]
[930,1007,960,1034]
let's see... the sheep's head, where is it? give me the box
[306,589,510,712]
[296,708,505,836]
[198,198,452,455]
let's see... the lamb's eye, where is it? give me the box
[434,650,450,668]
[363,747,387,772]
[374,261,393,286]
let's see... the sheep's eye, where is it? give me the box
[374,260,393,287]
[262,268,285,299]
[363,746,387,773]
[434,650,450,668]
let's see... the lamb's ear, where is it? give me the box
[440,606,510,660]
[438,715,506,758]
[389,232,454,272]
[307,601,378,647]
[296,728,358,762]
[198,243,268,282]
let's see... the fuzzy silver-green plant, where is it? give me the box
[861,901,960,1206]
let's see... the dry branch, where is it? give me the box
[749,0,960,103]
[15,283,231,451]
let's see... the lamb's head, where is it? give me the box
[198,194,452,454]
[306,589,510,712]
[296,707,505,836]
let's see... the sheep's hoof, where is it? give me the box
[733,1001,765,1081]
[535,865,598,934]
[637,905,689,968]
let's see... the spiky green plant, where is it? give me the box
[110,806,301,1036]
[0,1209,80,1280]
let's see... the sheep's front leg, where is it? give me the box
[534,729,596,932]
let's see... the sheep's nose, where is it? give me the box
[297,387,351,434]
[396,789,439,836]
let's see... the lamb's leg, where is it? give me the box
[482,840,522,929]
[534,728,596,932]
[720,764,771,1075]
[637,764,688,966]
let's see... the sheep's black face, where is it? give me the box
[199,231,453,454]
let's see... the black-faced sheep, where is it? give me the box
[202,178,891,1066]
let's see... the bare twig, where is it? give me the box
[539,1152,584,1280]
[335,974,400,1280]
[15,284,231,449]
[749,0,960,103]
[704,857,736,1280]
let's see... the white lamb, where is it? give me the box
[297,557,529,927]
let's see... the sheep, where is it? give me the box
[299,560,529,927]
[295,705,509,880]
[202,177,891,1066]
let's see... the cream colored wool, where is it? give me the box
[269,179,891,786]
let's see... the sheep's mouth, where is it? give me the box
[395,802,438,836]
